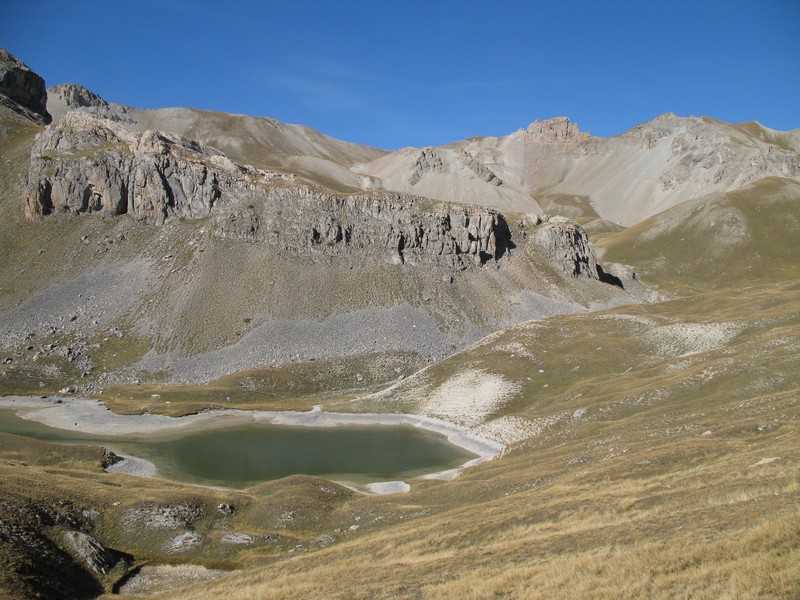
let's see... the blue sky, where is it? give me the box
[2,0,798,149]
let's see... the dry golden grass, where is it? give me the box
[0,270,794,598]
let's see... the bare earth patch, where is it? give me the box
[422,369,522,428]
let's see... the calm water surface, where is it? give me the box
[0,409,476,487]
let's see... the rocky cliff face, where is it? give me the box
[0,49,51,124]
[22,110,605,276]
[24,112,520,270]
[45,82,138,125]
[532,216,599,279]
[48,83,108,111]
[25,112,282,223]
[220,186,514,269]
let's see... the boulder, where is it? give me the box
[61,531,119,575]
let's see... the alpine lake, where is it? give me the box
[0,408,478,488]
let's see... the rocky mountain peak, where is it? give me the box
[48,83,109,110]
[0,48,51,124]
[526,116,588,141]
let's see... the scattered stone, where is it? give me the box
[572,408,588,421]
[81,509,101,522]
[165,531,202,553]
[116,564,232,596]
[122,501,205,531]
[220,532,254,545]
[217,503,234,515]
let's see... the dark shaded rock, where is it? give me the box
[0,48,51,124]
[61,531,120,575]
[100,448,123,469]
[217,503,234,515]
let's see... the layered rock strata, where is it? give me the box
[230,187,514,269]
[25,111,602,276]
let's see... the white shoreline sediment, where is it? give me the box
[0,395,503,494]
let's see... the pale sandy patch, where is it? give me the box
[593,313,656,327]
[422,369,522,428]
[645,322,743,357]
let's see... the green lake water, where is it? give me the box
[0,409,477,488]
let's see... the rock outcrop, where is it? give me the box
[47,83,108,111]
[0,48,51,124]
[25,112,281,223]
[45,82,136,124]
[405,147,503,188]
[526,117,588,142]
[227,187,514,269]
[532,216,599,278]
[24,111,608,276]
[408,148,446,185]
[61,531,121,576]
[26,112,519,271]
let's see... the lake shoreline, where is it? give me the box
[0,395,503,494]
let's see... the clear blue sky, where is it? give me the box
[2,0,798,149]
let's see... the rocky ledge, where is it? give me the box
[25,112,283,223]
[218,186,515,269]
[24,110,601,276]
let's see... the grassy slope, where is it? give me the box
[148,177,799,599]
[149,288,799,599]
[596,177,800,293]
